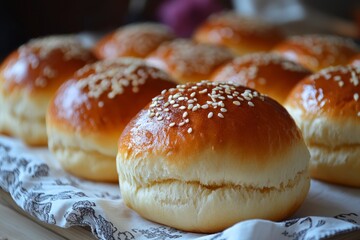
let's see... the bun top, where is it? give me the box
[118,81,305,186]
[93,23,175,59]
[48,58,176,133]
[273,34,359,72]
[146,39,233,83]
[211,53,310,104]
[0,35,95,95]
[285,65,360,120]
[193,11,284,55]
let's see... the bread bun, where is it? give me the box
[146,39,233,84]
[211,53,310,104]
[93,23,175,60]
[285,66,360,187]
[273,34,359,72]
[0,35,95,145]
[193,11,284,55]
[47,58,176,182]
[117,81,310,233]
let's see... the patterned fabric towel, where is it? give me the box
[0,135,359,240]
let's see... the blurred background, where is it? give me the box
[1,0,360,61]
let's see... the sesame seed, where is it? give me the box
[98,101,104,108]
[354,93,359,101]
[220,108,227,112]
[164,108,169,112]
[188,104,194,109]
[187,127,193,133]
[190,92,196,97]
[218,113,224,118]
[338,81,344,87]
[201,104,209,109]
[170,100,176,104]
[179,106,186,110]
[166,117,171,120]
[199,89,208,94]
[157,116,163,121]
[188,100,195,104]
[185,118,189,123]
[358,112,360,117]
[178,97,185,101]
[173,93,182,99]
[161,89,167,95]
[149,112,155,117]
[183,112,188,118]
[248,101,254,107]
[192,106,199,111]
[169,122,176,127]
[179,122,185,126]
[208,112,213,118]
[173,104,179,108]
[164,102,170,107]
[233,101,241,106]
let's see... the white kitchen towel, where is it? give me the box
[0,135,359,240]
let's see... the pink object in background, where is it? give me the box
[157,0,224,37]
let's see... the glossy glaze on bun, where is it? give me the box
[273,34,359,72]
[93,23,175,59]
[285,66,360,187]
[211,53,310,104]
[0,35,95,145]
[146,39,233,84]
[193,11,284,55]
[47,58,176,182]
[117,81,310,233]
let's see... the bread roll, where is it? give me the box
[117,81,310,233]
[47,58,176,182]
[211,53,310,104]
[146,39,233,84]
[93,23,175,60]
[0,35,95,145]
[193,11,284,55]
[273,34,359,72]
[285,66,360,187]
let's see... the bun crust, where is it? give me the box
[273,34,359,72]
[211,53,310,104]
[117,81,310,232]
[0,35,95,145]
[193,11,284,55]
[285,66,360,187]
[146,39,233,84]
[47,58,176,182]
[93,23,175,59]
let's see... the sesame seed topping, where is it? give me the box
[208,112,214,118]
[218,113,224,118]
[233,100,241,106]
[187,127,193,134]
[248,101,254,107]
[183,112,188,118]
[169,122,176,127]
[358,112,360,117]
[173,104,179,108]
[354,93,359,101]
[98,102,104,108]
[179,106,186,110]
[220,108,227,112]
[190,92,196,97]
[157,116,163,121]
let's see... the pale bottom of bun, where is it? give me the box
[119,171,310,233]
[0,107,47,146]
[47,130,118,182]
[309,144,360,187]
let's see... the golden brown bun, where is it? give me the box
[93,23,175,60]
[0,35,96,145]
[193,11,284,55]
[146,39,233,84]
[211,53,310,104]
[273,34,359,72]
[117,81,310,232]
[47,58,176,182]
[285,66,360,187]
[349,54,360,68]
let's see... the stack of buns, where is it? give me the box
[3,10,360,234]
[0,35,95,145]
